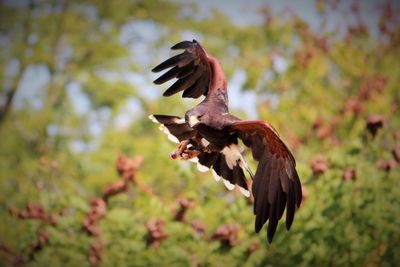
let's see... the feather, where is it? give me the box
[177,61,195,79]
[197,163,209,172]
[222,179,235,190]
[149,114,196,142]
[267,204,278,243]
[153,39,213,99]
[182,77,208,98]
[171,40,195,50]
[153,66,181,84]
[294,171,302,207]
[212,169,222,182]
[198,152,219,168]
[286,181,295,230]
[227,119,302,242]
[152,53,188,72]
[163,67,203,96]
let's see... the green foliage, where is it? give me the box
[1,1,400,267]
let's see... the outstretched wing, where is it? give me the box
[152,40,211,98]
[229,120,302,243]
[149,114,197,143]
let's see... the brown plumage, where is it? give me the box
[150,40,302,243]
[152,41,208,97]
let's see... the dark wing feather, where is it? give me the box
[153,66,181,84]
[171,40,194,50]
[152,54,190,72]
[163,66,204,97]
[228,120,302,243]
[152,40,211,98]
[182,76,210,98]
[196,151,249,196]
[149,114,197,142]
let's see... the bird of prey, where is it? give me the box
[149,40,302,243]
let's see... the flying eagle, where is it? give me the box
[149,40,302,243]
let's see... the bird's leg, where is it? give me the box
[170,140,190,160]
[182,142,217,160]
[171,137,215,161]
[171,139,205,161]
[181,137,212,159]
[181,149,201,160]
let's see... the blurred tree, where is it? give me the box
[0,0,399,266]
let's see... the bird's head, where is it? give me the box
[185,109,203,127]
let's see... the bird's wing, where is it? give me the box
[187,122,252,198]
[152,40,211,98]
[194,148,251,198]
[228,120,302,243]
[150,114,250,197]
[149,114,197,143]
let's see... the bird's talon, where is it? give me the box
[181,149,200,160]
[170,151,179,160]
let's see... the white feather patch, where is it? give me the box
[149,115,183,144]
[212,170,222,182]
[158,124,179,143]
[221,144,242,169]
[189,157,198,163]
[167,134,179,143]
[222,179,235,190]
[238,158,252,178]
[172,117,186,124]
[148,114,158,123]
[238,159,247,170]
[201,138,210,147]
[239,187,250,198]
[188,115,200,127]
[197,163,209,172]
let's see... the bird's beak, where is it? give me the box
[188,115,200,127]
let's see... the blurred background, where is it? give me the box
[1,0,400,266]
